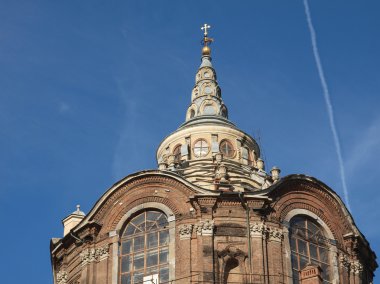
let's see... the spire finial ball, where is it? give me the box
[202,45,211,56]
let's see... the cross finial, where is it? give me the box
[201,24,211,37]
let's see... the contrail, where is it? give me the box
[303,0,351,211]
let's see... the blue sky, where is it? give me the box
[0,1,379,283]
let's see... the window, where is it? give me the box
[173,145,181,163]
[241,147,252,166]
[120,210,169,284]
[289,216,331,283]
[193,139,209,158]
[219,140,235,158]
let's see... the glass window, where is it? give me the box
[242,147,253,166]
[289,215,332,284]
[193,139,209,158]
[219,140,235,158]
[120,210,170,284]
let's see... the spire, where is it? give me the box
[185,24,229,121]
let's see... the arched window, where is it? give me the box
[241,147,253,166]
[289,215,331,283]
[120,210,170,284]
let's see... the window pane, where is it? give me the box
[133,271,144,284]
[132,213,145,228]
[134,236,145,252]
[291,252,298,270]
[297,239,307,256]
[133,253,144,270]
[147,250,158,267]
[157,214,168,228]
[159,248,169,264]
[147,232,158,248]
[290,237,297,252]
[309,243,318,260]
[122,240,132,255]
[320,247,329,263]
[159,266,169,283]
[146,221,158,232]
[121,256,131,273]
[321,263,330,280]
[121,273,131,284]
[124,224,135,237]
[159,231,169,246]
[299,254,308,270]
[147,211,160,222]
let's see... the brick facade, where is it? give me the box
[50,171,377,284]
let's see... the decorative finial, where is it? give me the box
[200,23,214,56]
[76,204,80,213]
[201,24,211,37]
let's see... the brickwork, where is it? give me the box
[50,172,377,284]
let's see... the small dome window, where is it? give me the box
[220,140,235,158]
[193,139,209,158]
[190,109,195,118]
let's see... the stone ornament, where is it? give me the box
[268,227,284,242]
[339,254,350,270]
[201,219,214,236]
[339,254,363,274]
[193,220,214,236]
[350,260,363,274]
[80,244,110,266]
[250,222,267,237]
[57,270,68,284]
[178,224,193,240]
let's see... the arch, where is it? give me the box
[114,203,176,284]
[186,104,198,120]
[284,208,339,284]
[200,100,218,116]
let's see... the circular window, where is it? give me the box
[220,140,235,158]
[204,72,210,78]
[193,139,209,158]
[173,144,181,163]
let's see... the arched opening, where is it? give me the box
[289,215,332,283]
[120,210,170,284]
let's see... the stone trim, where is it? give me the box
[194,220,214,236]
[80,244,110,266]
[56,270,68,284]
[268,227,284,242]
[178,224,193,240]
[249,221,267,238]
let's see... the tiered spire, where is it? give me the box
[185,24,228,121]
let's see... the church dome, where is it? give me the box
[156,30,274,192]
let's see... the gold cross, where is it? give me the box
[201,24,211,37]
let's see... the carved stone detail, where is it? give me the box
[178,224,193,240]
[80,244,110,266]
[194,223,203,235]
[268,227,284,242]
[249,222,267,238]
[339,253,350,270]
[194,220,214,236]
[201,219,214,236]
[57,270,68,284]
[351,260,363,274]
